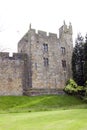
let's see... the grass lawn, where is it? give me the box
[0,95,86,113]
[0,95,87,130]
[0,109,87,130]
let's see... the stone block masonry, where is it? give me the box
[18,21,73,95]
[0,52,28,95]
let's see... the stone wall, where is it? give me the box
[0,52,27,95]
[18,22,73,90]
[30,30,62,89]
[25,88,65,96]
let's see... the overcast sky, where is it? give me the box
[0,0,87,54]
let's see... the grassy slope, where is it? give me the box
[0,95,86,113]
[0,109,87,130]
[0,95,87,130]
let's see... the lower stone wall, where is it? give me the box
[24,88,65,96]
[0,58,24,95]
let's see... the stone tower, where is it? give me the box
[18,22,73,95]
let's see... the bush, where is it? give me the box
[64,79,85,96]
[84,81,87,96]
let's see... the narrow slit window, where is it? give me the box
[44,58,49,67]
[43,43,48,52]
[61,47,65,54]
[62,60,66,68]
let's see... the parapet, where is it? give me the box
[0,52,28,61]
[0,52,9,58]
[49,33,57,38]
[29,26,58,39]
[13,53,28,60]
[38,30,47,37]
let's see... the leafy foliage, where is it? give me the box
[64,79,85,96]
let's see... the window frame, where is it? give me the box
[61,47,66,54]
[62,60,66,69]
[43,43,48,52]
[44,57,49,67]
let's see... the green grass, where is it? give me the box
[0,95,87,130]
[0,109,87,130]
[0,95,86,113]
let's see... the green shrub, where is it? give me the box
[64,79,85,96]
[66,79,77,88]
[83,81,87,96]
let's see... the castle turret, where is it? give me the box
[59,21,73,39]
[59,21,73,80]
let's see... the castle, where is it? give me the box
[0,22,73,95]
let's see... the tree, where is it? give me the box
[83,34,87,82]
[72,33,85,86]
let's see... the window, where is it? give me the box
[43,43,48,52]
[61,47,65,54]
[44,58,49,67]
[62,60,66,68]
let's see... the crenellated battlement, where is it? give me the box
[49,33,57,38]
[28,22,72,41]
[13,53,27,60]
[38,30,47,37]
[29,28,58,39]
[0,52,27,61]
[0,52,9,58]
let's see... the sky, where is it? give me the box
[0,0,87,54]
